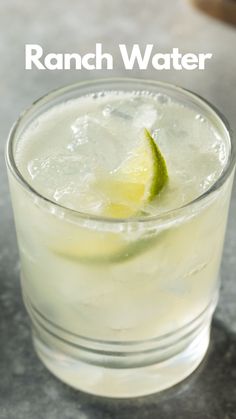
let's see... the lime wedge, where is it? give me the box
[49,128,168,263]
[50,226,127,263]
[98,128,168,218]
[52,227,163,265]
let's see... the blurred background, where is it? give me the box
[1,0,236,134]
[0,1,236,418]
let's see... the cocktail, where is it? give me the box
[6,79,235,397]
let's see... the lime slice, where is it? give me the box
[98,128,168,218]
[52,227,163,265]
[50,226,127,263]
[49,128,168,263]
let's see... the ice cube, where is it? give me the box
[68,115,90,151]
[67,114,126,172]
[132,104,157,130]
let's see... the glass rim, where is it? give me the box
[5,77,236,226]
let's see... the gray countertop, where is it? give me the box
[0,1,236,418]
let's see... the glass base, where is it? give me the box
[26,294,217,398]
[34,325,209,398]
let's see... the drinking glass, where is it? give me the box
[6,79,235,397]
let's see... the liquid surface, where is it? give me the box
[15,91,229,216]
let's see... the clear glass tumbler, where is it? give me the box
[6,79,236,397]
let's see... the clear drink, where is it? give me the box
[6,79,235,397]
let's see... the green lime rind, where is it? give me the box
[144,128,168,201]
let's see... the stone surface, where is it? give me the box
[0,1,236,418]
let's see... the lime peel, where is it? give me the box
[144,128,168,201]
